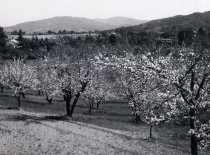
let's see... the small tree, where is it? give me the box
[36,58,61,104]
[82,71,108,114]
[17,29,30,51]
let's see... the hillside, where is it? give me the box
[0,109,190,155]
[4,16,146,33]
[117,11,210,33]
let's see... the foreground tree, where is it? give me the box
[52,51,96,117]
[0,59,37,108]
[143,47,210,155]
[95,53,169,126]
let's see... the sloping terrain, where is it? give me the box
[117,11,210,33]
[0,110,189,155]
[4,17,112,33]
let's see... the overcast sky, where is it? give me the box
[0,0,210,27]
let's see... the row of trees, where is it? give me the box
[1,27,118,59]
[3,26,208,62]
[0,48,108,117]
[115,27,210,47]
[10,29,96,35]
[16,30,55,52]
[60,27,209,48]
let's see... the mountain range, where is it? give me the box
[4,16,147,33]
[117,11,210,33]
[4,11,210,34]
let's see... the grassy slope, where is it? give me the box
[0,110,190,155]
[0,89,208,155]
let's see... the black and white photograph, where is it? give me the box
[0,0,210,154]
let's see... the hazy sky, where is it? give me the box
[0,0,210,26]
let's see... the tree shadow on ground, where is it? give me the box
[3,113,71,123]
[0,106,19,110]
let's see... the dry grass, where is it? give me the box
[0,89,209,154]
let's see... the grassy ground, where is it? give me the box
[0,110,191,155]
[0,89,208,154]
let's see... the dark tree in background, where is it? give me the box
[0,27,7,53]
[109,34,117,45]
[177,28,194,46]
[85,35,95,44]
[196,27,208,47]
[47,30,56,35]
[17,29,29,50]
[29,36,39,50]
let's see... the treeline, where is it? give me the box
[0,28,56,59]
[115,26,210,47]
[0,27,120,59]
[10,29,99,35]
[1,26,209,60]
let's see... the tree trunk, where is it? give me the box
[1,87,3,92]
[96,97,103,109]
[69,81,88,117]
[150,125,153,139]
[38,90,41,95]
[96,101,100,109]
[65,91,72,117]
[45,94,53,104]
[63,95,66,101]
[189,108,197,155]
[89,99,95,114]
[46,97,53,104]
[96,98,103,109]
[16,94,21,108]
[69,93,80,117]
[70,82,88,117]
[135,114,140,123]
[21,92,25,98]
[89,105,92,114]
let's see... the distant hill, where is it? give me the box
[95,17,146,27]
[4,16,147,33]
[117,11,210,34]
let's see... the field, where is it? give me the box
[8,33,99,40]
[0,89,208,155]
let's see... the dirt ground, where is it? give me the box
[0,110,191,155]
